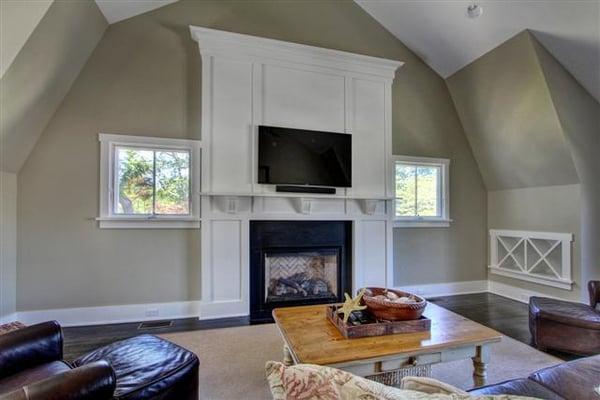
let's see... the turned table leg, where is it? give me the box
[472,344,490,387]
[282,344,294,366]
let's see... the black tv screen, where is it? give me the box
[258,126,352,187]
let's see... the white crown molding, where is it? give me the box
[189,26,403,80]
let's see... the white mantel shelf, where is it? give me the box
[199,192,393,201]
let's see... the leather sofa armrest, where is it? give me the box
[0,361,116,400]
[0,321,63,380]
[589,280,600,309]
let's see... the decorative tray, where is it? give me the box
[326,304,431,339]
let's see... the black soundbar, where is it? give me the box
[276,185,336,194]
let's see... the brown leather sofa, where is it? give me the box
[469,354,600,400]
[529,280,600,355]
[0,321,199,400]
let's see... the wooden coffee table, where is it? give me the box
[273,303,502,387]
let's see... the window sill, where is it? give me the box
[96,217,201,229]
[393,219,452,228]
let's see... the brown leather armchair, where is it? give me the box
[0,321,199,400]
[0,321,115,399]
[529,280,600,356]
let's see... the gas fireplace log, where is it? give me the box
[269,273,332,297]
[279,277,308,296]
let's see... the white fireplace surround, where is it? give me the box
[191,26,403,319]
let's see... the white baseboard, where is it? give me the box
[13,279,574,327]
[394,280,489,298]
[17,301,201,327]
[0,312,18,325]
[488,280,565,304]
[198,300,248,320]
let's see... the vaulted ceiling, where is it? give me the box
[93,0,600,100]
[356,0,600,101]
[94,0,177,24]
[1,0,598,173]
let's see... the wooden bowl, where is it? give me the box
[361,287,427,321]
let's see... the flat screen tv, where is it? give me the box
[258,126,352,188]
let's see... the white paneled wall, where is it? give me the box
[350,78,387,198]
[191,26,402,319]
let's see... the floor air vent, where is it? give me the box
[138,320,174,330]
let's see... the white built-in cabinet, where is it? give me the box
[190,26,402,319]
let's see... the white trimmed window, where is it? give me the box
[393,155,450,228]
[98,134,201,228]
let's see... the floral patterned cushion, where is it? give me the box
[0,322,25,335]
[265,361,541,400]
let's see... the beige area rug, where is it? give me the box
[160,324,561,400]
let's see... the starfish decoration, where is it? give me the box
[337,288,367,323]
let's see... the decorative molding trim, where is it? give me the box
[393,280,489,298]
[189,26,403,80]
[488,280,566,304]
[95,218,201,229]
[98,134,202,147]
[489,229,573,290]
[393,220,451,228]
[489,229,573,242]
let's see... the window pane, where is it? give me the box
[416,166,440,217]
[116,148,154,214]
[155,150,190,215]
[395,164,416,217]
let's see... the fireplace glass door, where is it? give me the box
[264,249,339,304]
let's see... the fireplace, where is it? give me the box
[250,221,352,322]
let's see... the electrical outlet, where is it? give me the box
[145,308,159,317]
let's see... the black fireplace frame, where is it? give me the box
[249,221,352,322]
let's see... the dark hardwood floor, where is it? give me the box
[63,292,572,361]
[429,293,576,361]
[63,316,249,361]
[429,292,531,344]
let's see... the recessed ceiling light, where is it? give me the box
[467,3,483,19]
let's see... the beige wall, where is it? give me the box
[446,30,599,301]
[17,0,486,311]
[0,0,52,77]
[0,172,17,320]
[488,184,582,301]
[446,31,578,191]
[532,36,600,295]
[0,0,107,172]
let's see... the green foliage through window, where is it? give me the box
[395,162,440,218]
[116,147,190,215]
